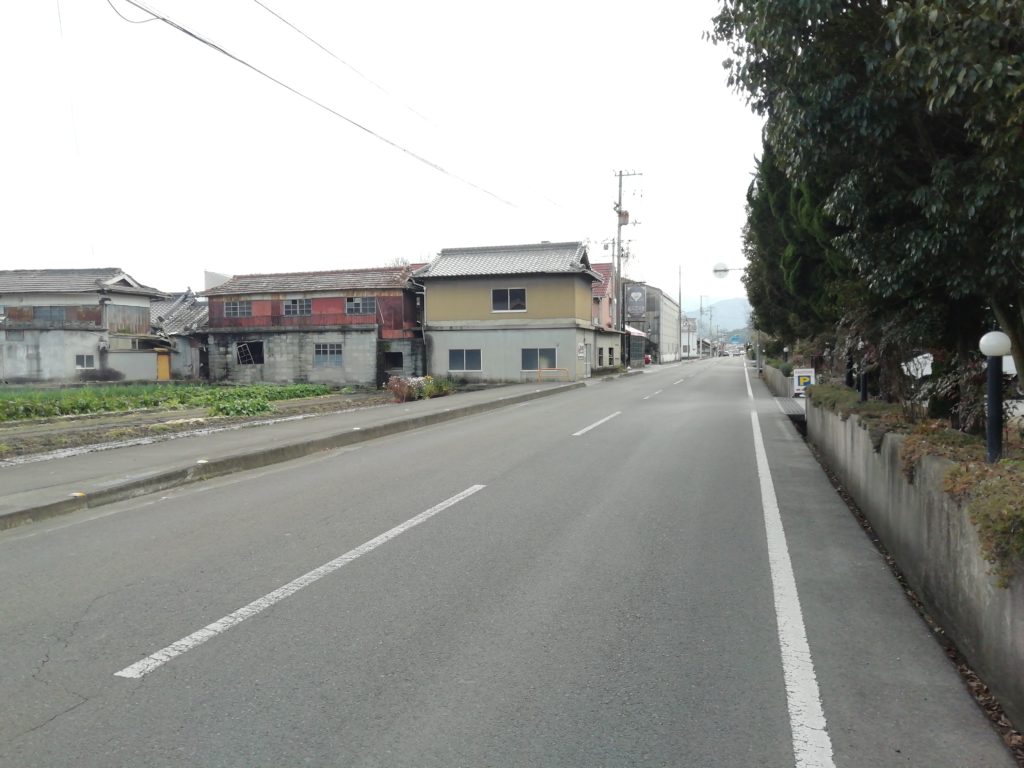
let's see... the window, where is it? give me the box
[224,300,252,318]
[236,341,264,364]
[521,347,556,371]
[314,343,343,367]
[608,347,615,367]
[75,354,95,369]
[598,348,604,366]
[283,298,311,316]
[492,288,526,312]
[346,297,376,316]
[34,306,66,323]
[384,351,404,370]
[449,349,481,371]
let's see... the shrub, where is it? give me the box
[422,376,454,399]
[946,460,1024,587]
[385,375,454,401]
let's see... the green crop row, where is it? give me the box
[0,383,332,422]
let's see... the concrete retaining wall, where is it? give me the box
[807,401,1024,726]
[762,364,793,398]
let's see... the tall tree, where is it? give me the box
[712,0,1024,377]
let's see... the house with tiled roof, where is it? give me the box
[0,268,171,383]
[151,289,210,379]
[589,262,623,371]
[199,266,423,386]
[414,242,604,382]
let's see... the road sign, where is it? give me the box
[730,334,741,344]
[793,368,816,397]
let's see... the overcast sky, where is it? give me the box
[2,0,763,311]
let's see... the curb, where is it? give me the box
[1,382,584,531]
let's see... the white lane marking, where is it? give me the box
[115,484,486,679]
[642,390,664,401]
[672,378,685,386]
[745,363,755,399]
[572,411,621,436]
[750,410,836,767]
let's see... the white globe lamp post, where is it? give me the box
[979,330,1012,463]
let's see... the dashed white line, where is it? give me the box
[114,484,486,679]
[642,390,663,400]
[572,411,621,436]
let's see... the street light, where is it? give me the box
[980,330,1012,463]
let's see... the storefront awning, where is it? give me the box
[625,324,648,338]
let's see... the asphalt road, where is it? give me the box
[0,358,1014,767]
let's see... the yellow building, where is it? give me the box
[416,242,609,382]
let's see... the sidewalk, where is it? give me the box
[0,381,583,531]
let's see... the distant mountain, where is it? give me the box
[684,297,751,339]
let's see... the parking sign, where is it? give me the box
[793,368,816,397]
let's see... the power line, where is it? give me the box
[250,0,430,123]
[119,0,516,207]
[105,0,157,24]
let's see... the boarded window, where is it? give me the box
[34,306,67,324]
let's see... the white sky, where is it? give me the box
[2,0,763,311]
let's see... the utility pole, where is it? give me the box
[613,170,641,366]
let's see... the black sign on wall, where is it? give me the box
[625,286,647,319]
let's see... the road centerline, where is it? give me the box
[572,411,622,436]
[114,484,486,680]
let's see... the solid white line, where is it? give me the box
[750,411,836,767]
[115,484,486,679]
[572,411,621,436]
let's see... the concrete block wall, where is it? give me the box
[807,401,1024,726]
[207,331,378,386]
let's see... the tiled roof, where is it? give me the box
[201,267,413,296]
[152,291,208,335]
[591,263,612,297]
[0,268,164,296]
[416,242,595,279]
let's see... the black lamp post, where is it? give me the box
[980,330,1012,463]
